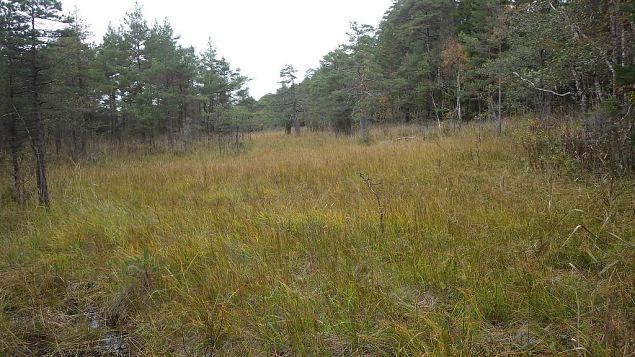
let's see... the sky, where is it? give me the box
[60,0,394,99]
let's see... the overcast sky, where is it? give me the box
[60,0,393,99]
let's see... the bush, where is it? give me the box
[524,100,635,175]
[522,118,578,174]
[565,100,634,174]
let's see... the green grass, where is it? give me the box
[1,123,634,355]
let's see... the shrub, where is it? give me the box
[524,100,635,175]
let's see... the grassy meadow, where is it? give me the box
[1,122,634,355]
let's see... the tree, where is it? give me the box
[48,13,99,158]
[346,22,377,141]
[279,64,299,135]
[95,24,128,141]
[200,39,248,135]
[0,0,29,204]
[120,2,150,139]
[23,0,67,206]
[441,37,468,124]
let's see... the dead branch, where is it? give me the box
[359,172,385,234]
[513,72,574,97]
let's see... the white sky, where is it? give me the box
[60,0,394,99]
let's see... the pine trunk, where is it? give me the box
[30,11,49,206]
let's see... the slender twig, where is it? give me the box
[359,172,385,234]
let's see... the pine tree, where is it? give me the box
[23,0,67,206]
[279,64,299,135]
[48,14,99,158]
[0,0,29,204]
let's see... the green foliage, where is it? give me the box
[259,0,634,136]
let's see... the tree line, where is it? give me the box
[263,0,634,145]
[1,0,256,206]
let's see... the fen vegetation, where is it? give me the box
[1,0,634,355]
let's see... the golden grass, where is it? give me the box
[1,122,634,355]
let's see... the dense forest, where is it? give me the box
[264,0,635,163]
[1,0,634,206]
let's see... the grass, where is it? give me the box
[1,121,634,355]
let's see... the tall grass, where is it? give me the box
[1,121,633,355]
